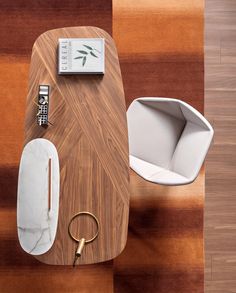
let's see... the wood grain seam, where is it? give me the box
[34,42,129,207]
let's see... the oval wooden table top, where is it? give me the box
[23,26,130,265]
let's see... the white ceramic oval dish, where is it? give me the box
[17,138,60,255]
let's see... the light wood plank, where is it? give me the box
[205,90,236,120]
[221,39,236,63]
[205,280,236,293]
[206,0,236,12]
[205,1,236,291]
[212,255,236,280]
[205,11,236,31]
[205,64,236,91]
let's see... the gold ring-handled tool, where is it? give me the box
[68,211,100,267]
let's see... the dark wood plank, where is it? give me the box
[23,27,129,265]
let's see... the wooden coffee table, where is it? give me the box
[24,26,130,265]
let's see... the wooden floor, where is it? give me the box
[205,0,236,292]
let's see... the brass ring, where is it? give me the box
[68,211,99,244]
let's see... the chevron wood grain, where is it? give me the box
[23,26,129,265]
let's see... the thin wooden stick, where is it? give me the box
[48,158,52,212]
